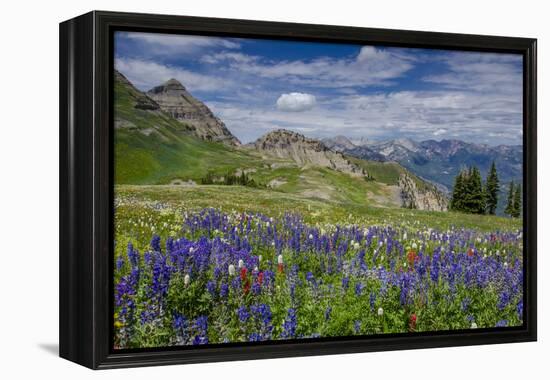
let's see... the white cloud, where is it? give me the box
[115,58,232,92]
[423,51,522,95]
[276,92,317,112]
[210,87,522,145]
[226,46,416,88]
[120,32,240,56]
[201,52,259,64]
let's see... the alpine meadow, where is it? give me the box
[112,32,524,349]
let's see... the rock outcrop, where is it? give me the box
[253,129,366,176]
[398,173,448,211]
[147,79,240,146]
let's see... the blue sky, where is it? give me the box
[115,31,523,145]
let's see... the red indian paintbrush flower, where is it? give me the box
[407,250,417,267]
[240,267,247,281]
[409,313,417,331]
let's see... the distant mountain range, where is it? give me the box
[322,135,523,191]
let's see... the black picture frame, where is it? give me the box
[59,10,537,369]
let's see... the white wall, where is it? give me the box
[1,0,546,378]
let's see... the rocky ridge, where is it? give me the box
[254,129,366,177]
[147,78,240,146]
[398,173,448,211]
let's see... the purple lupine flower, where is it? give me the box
[219,282,229,298]
[342,277,350,291]
[252,282,262,296]
[496,320,509,328]
[517,300,523,319]
[192,316,208,345]
[206,280,217,297]
[498,291,511,310]
[248,332,262,342]
[127,242,139,267]
[116,255,125,270]
[237,306,250,322]
[150,235,161,253]
[280,308,297,339]
[355,282,364,296]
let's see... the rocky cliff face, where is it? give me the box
[398,173,448,211]
[147,79,240,146]
[253,129,366,176]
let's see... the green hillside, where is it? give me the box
[114,74,262,184]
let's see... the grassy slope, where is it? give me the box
[350,158,437,192]
[114,78,263,184]
[116,184,521,245]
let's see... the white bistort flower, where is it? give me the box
[277,254,284,265]
[184,274,190,286]
[471,322,478,329]
[377,307,384,316]
[228,264,236,276]
[238,259,244,268]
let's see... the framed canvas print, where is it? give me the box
[59,11,537,369]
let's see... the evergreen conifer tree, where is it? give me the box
[484,161,500,215]
[450,170,466,212]
[512,183,522,218]
[504,181,515,217]
[468,166,485,214]
[461,168,474,212]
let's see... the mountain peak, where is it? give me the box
[146,79,240,146]
[322,135,356,152]
[393,138,419,151]
[149,78,187,94]
[254,129,365,176]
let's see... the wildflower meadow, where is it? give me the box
[113,188,523,349]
